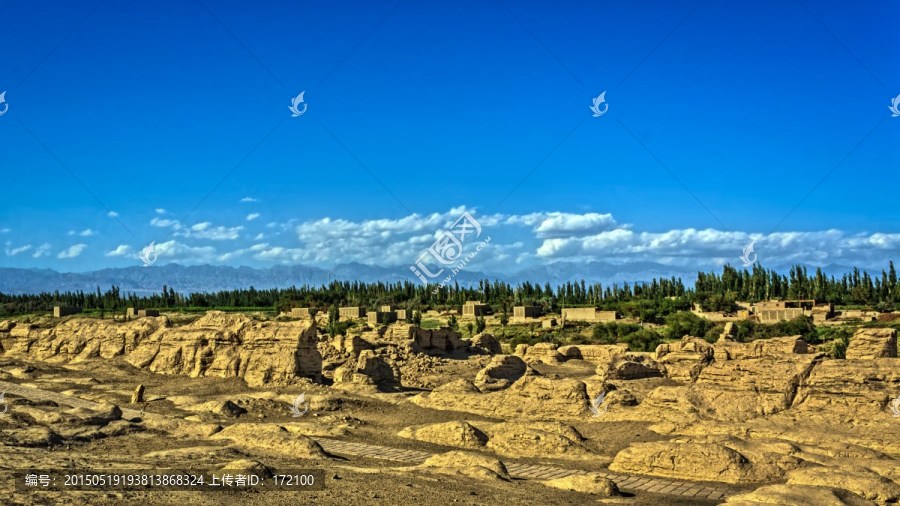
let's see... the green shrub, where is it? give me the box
[420,318,441,330]
[664,312,713,341]
[619,329,664,352]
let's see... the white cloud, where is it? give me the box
[228,208,478,266]
[0,228,10,234]
[238,209,900,272]
[216,242,267,262]
[531,227,900,270]
[150,217,181,229]
[105,245,133,257]
[240,197,258,203]
[176,222,243,241]
[24,206,892,274]
[253,245,306,262]
[155,208,167,214]
[530,212,617,238]
[32,243,51,258]
[217,249,245,262]
[6,244,32,256]
[68,228,96,237]
[107,211,119,218]
[147,240,217,264]
[57,243,87,259]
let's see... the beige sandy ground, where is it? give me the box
[1,315,898,505]
[0,356,723,506]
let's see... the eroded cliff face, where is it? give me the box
[0,312,321,387]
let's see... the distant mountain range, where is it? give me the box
[0,262,865,295]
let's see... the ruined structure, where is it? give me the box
[0,311,322,387]
[462,301,491,318]
[811,303,834,323]
[53,306,82,317]
[290,307,316,318]
[339,306,366,319]
[561,307,616,323]
[368,311,398,326]
[754,300,814,323]
[513,306,542,319]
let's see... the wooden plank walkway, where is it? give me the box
[0,380,731,500]
[311,436,730,500]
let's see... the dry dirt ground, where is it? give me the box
[1,313,898,506]
[0,356,716,506]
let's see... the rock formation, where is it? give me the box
[598,354,665,381]
[469,333,501,354]
[332,350,401,390]
[655,336,714,381]
[845,328,897,359]
[473,355,531,392]
[0,312,321,387]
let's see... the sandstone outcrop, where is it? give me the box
[542,474,619,496]
[397,421,487,449]
[845,328,897,359]
[210,423,328,459]
[398,420,592,459]
[785,467,900,504]
[484,422,592,459]
[723,484,875,506]
[473,355,530,392]
[333,334,374,354]
[609,439,802,484]
[2,316,169,361]
[691,354,820,421]
[655,337,714,381]
[714,335,809,361]
[0,312,322,387]
[556,344,629,364]
[598,354,665,381]
[791,358,900,416]
[421,327,466,353]
[382,323,416,341]
[333,350,400,389]
[412,376,591,421]
[417,451,511,481]
[387,326,467,354]
[518,342,564,364]
[469,333,501,354]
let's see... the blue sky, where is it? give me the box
[1,0,898,274]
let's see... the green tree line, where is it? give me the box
[0,262,897,317]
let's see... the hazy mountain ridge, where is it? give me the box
[0,262,864,295]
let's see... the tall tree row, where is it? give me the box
[0,262,897,316]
